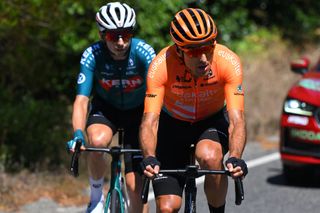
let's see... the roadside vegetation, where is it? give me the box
[0,0,319,211]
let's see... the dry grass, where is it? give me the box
[243,42,320,140]
[0,170,89,212]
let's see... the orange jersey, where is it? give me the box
[144,43,244,122]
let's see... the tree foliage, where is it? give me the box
[0,0,319,171]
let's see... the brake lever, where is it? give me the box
[235,177,244,205]
[141,176,150,203]
[70,139,82,177]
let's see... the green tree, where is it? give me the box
[0,0,319,171]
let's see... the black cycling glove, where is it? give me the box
[226,157,248,177]
[140,156,161,171]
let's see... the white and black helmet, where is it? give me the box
[96,2,136,31]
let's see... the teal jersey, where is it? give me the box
[77,38,156,110]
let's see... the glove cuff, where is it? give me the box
[74,129,84,138]
[226,157,248,177]
[140,156,161,171]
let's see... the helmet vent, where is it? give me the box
[179,12,194,39]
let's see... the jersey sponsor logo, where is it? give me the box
[101,71,114,76]
[77,73,86,84]
[126,70,138,75]
[172,89,219,103]
[146,94,157,98]
[172,84,192,89]
[148,52,167,78]
[137,41,156,57]
[218,50,241,76]
[200,81,218,87]
[234,84,244,95]
[129,58,134,66]
[290,128,320,142]
[137,41,156,64]
[80,47,93,66]
[203,69,215,80]
[176,74,192,82]
[99,76,143,92]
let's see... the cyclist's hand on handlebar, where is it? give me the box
[66,129,86,153]
[140,156,161,178]
[225,157,248,179]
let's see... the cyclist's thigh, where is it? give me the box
[153,174,185,198]
[197,108,229,155]
[86,96,118,146]
[156,111,195,169]
[153,112,196,197]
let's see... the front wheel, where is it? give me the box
[184,179,197,213]
[109,189,121,213]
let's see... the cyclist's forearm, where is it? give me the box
[72,95,89,131]
[228,110,246,158]
[139,112,159,157]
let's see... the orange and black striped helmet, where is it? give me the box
[170,8,217,46]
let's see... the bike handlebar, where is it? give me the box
[141,165,244,205]
[69,139,141,177]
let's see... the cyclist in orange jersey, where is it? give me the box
[139,8,248,213]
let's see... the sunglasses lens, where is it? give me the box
[181,44,213,57]
[105,30,133,42]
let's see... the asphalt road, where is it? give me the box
[148,140,320,213]
[6,139,320,213]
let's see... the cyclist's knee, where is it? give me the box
[158,204,180,213]
[197,145,223,169]
[87,126,112,147]
[157,196,181,213]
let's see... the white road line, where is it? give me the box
[148,152,280,201]
[246,152,280,168]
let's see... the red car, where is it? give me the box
[280,57,320,182]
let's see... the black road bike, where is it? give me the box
[70,128,141,213]
[141,144,244,213]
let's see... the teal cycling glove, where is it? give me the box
[66,129,86,152]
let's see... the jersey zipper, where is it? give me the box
[193,77,198,121]
[119,66,124,109]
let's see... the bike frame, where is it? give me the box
[70,128,141,213]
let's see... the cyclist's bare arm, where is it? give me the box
[227,109,246,177]
[72,95,89,132]
[139,112,159,157]
[139,112,160,177]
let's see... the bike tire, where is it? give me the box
[184,179,197,213]
[120,177,129,211]
[110,189,121,213]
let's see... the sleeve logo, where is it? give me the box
[234,84,244,95]
[77,73,86,84]
[146,94,157,98]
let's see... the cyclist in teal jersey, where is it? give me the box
[67,2,155,213]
